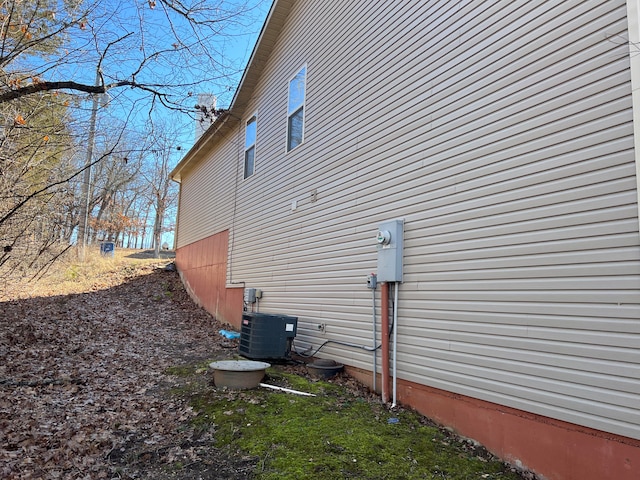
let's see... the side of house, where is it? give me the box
[172,1,640,479]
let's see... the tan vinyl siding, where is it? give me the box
[177,135,240,246]
[176,0,640,440]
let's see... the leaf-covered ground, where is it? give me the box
[0,261,250,479]
[1,256,536,480]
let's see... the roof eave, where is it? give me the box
[170,0,295,183]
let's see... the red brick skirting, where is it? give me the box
[175,230,243,329]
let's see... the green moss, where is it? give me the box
[177,369,523,480]
[165,360,212,377]
[264,369,341,396]
[161,280,174,298]
[165,364,198,376]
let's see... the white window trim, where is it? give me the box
[243,113,257,179]
[286,64,307,153]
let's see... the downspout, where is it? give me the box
[173,180,182,250]
[626,0,640,224]
[381,282,390,403]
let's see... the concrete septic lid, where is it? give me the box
[209,360,271,389]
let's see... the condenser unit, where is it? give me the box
[239,312,298,360]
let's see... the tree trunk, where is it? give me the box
[153,201,164,258]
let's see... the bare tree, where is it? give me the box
[0,0,266,276]
[88,135,144,243]
[141,124,180,258]
[0,0,264,115]
[0,89,79,276]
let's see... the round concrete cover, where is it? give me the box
[209,360,271,371]
[209,360,271,389]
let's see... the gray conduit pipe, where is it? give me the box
[392,282,399,408]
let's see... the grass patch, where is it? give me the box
[178,367,523,480]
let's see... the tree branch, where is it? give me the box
[0,80,127,103]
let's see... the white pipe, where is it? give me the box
[372,284,377,392]
[259,383,316,396]
[391,282,399,408]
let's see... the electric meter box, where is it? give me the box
[244,288,256,304]
[376,219,404,283]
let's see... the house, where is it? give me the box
[170,1,640,479]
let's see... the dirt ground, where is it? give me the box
[0,262,255,479]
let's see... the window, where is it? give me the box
[244,115,256,179]
[287,66,306,151]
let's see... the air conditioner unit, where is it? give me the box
[239,312,298,360]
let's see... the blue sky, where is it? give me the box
[88,0,273,146]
